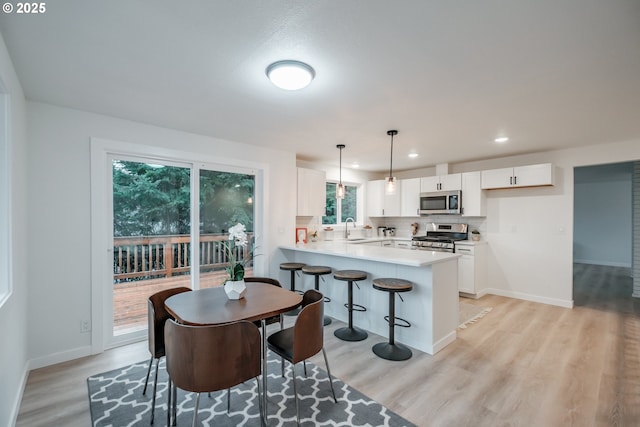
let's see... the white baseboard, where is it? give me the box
[485,288,574,308]
[28,345,93,371]
[431,330,457,355]
[9,360,30,427]
[459,288,489,299]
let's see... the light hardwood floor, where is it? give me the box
[16,264,640,426]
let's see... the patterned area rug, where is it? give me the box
[87,352,415,426]
[458,302,492,329]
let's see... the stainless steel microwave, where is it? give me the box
[419,191,461,215]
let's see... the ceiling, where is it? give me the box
[1,0,639,173]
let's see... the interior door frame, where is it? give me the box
[90,137,266,353]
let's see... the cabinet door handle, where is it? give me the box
[514,176,517,185]
[457,248,471,253]
[510,176,513,185]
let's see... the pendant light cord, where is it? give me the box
[339,146,342,184]
[389,133,394,178]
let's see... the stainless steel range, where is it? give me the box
[412,223,468,253]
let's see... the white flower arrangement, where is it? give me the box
[224,223,250,281]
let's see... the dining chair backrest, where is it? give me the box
[293,289,324,363]
[164,319,262,393]
[244,277,282,288]
[147,287,191,358]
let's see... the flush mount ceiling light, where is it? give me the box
[266,60,315,90]
[408,152,418,158]
[336,144,346,199]
[494,136,509,143]
[386,130,398,195]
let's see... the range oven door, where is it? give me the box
[419,191,461,215]
[414,245,454,253]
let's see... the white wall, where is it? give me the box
[574,166,632,267]
[26,101,297,366]
[0,32,29,426]
[452,140,640,307]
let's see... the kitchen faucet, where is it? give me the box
[344,217,356,239]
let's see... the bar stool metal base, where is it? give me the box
[323,316,332,326]
[334,326,368,341]
[372,342,412,361]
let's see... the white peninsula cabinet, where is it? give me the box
[297,167,326,216]
[481,163,554,189]
[420,173,462,192]
[367,179,401,217]
[456,241,487,297]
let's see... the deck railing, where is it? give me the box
[113,233,253,283]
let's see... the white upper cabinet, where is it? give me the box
[367,179,401,217]
[461,171,486,217]
[297,167,326,216]
[400,178,421,216]
[420,173,462,192]
[481,163,554,189]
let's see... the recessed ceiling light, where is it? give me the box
[408,153,419,158]
[494,137,509,143]
[266,60,315,90]
[351,162,360,168]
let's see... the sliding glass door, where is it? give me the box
[104,153,258,346]
[111,158,192,339]
[199,170,255,288]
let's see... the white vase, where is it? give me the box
[224,279,247,300]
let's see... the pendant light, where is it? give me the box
[336,144,346,199]
[385,130,398,195]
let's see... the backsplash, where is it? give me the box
[296,215,486,241]
[368,216,486,239]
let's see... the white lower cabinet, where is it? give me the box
[455,241,487,296]
[394,240,412,249]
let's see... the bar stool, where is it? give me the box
[371,278,413,361]
[333,270,368,341]
[301,265,333,326]
[280,262,306,316]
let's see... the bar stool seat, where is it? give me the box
[371,278,413,361]
[333,270,368,342]
[280,262,306,316]
[301,265,333,325]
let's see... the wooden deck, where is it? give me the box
[113,269,253,335]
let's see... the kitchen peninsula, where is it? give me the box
[276,241,460,355]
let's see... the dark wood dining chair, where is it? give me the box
[267,289,337,426]
[164,319,264,426]
[244,277,285,329]
[143,286,191,425]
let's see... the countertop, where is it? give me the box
[280,241,459,267]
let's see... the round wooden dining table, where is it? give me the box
[165,281,302,325]
[164,281,302,424]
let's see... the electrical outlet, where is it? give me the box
[81,319,91,333]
